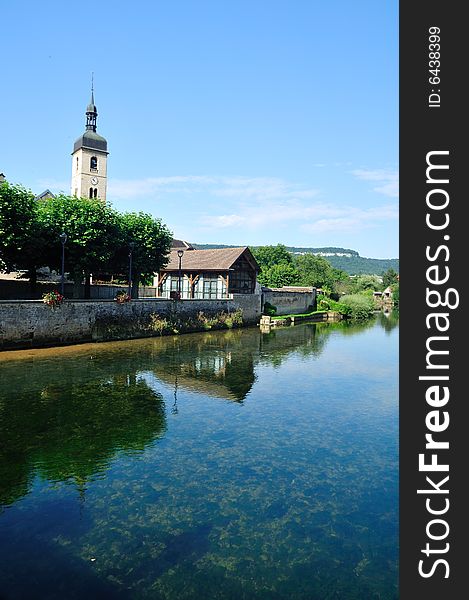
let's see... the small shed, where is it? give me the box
[383,286,393,298]
[156,246,259,299]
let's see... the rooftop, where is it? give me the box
[162,247,259,272]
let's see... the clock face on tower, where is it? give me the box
[91,176,98,185]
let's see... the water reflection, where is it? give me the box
[0,314,397,510]
[0,316,398,599]
[0,373,166,508]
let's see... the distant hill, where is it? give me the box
[192,244,399,275]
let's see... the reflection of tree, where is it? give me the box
[0,375,166,508]
[258,324,329,368]
[1,315,398,508]
[376,309,400,334]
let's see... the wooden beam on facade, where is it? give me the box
[189,273,200,299]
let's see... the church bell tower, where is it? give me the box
[71,80,108,201]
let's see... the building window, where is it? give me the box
[203,275,219,299]
[89,187,93,198]
[161,275,190,299]
[90,156,98,171]
[76,157,79,172]
[193,274,226,299]
[224,256,256,294]
[94,188,98,198]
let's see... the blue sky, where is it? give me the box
[1,1,398,258]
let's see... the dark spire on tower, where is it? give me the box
[73,75,108,153]
[86,73,98,132]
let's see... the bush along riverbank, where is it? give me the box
[262,293,377,327]
[316,293,375,320]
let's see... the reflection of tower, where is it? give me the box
[75,476,87,519]
[172,376,179,414]
[71,77,109,201]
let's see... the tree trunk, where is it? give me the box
[73,272,83,299]
[132,275,140,299]
[84,273,91,299]
[27,267,37,298]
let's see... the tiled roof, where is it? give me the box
[171,239,194,250]
[162,247,258,272]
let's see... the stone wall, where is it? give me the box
[0,295,262,350]
[0,280,159,300]
[0,280,256,301]
[262,288,316,316]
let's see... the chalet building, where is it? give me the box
[156,246,259,299]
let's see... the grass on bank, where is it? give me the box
[270,310,327,321]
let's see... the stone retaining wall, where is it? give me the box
[262,288,316,316]
[0,295,262,350]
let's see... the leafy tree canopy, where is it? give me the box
[258,262,300,288]
[382,268,399,288]
[36,194,119,279]
[350,274,383,292]
[0,182,47,273]
[295,253,348,289]
[250,244,293,270]
[112,212,173,287]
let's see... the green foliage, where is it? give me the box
[0,182,47,273]
[112,211,173,285]
[392,282,399,306]
[249,244,293,269]
[263,301,277,316]
[316,294,350,316]
[36,194,119,280]
[382,268,399,288]
[339,293,375,320]
[323,255,399,276]
[258,262,300,287]
[295,253,348,290]
[0,184,172,296]
[350,274,383,293]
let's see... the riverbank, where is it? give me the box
[0,296,262,351]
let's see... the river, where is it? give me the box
[0,312,399,599]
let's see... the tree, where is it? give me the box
[250,244,293,270]
[112,212,173,297]
[295,253,348,289]
[37,194,119,297]
[382,268,399,288]
[257,263,300,288]
[351,274,383,292]
[0,182,48,292]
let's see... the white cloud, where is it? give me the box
[108,175,216,199]
[106,171,397,239]
[108,175,319,203]
[350,169,399,198]
[300,204,398,233]
[202,201,398,235]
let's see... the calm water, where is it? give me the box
[0,313,399,599]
